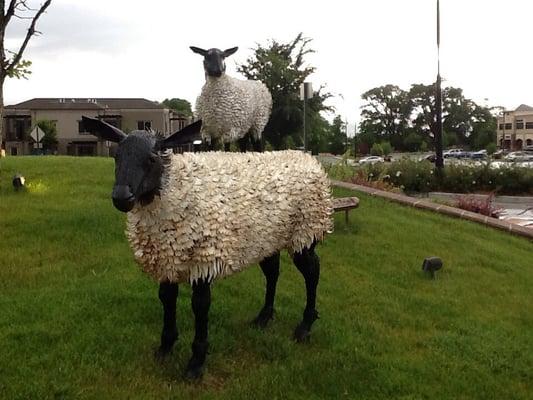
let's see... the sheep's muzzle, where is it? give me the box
[112,185,135,212]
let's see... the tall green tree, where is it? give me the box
[162,98,193,117]
[237,33,332,149]
[306,113,330,155]
[0,0,52,148]
[409,84,495,148]
[328,115,346,155]
[359,84,412,150]
[409,83,439,143]
[36,119,57,152]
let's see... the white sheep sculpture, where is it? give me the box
[190,46,272,152]
[82,116,333,380]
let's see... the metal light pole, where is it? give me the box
[353,122,357,158]
[300,82,313,152]
[435,0,444,169]
[344,117,349,154]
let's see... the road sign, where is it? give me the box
[29,126,46,143]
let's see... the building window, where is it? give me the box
[505,123,512,130]
[137,120,152,130]
[5,116,31,141]
[78,120,88,134]
[499,123,504,130]
[516,122,524,129]
[526,122,533,129]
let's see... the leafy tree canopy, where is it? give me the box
[162,98,193,117]
[358,82,496,151]
[237,33,333,149]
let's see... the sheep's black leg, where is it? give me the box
[223,142,231,152]
[237,136,249,152]
[155,281,179,360]
[292,241,320,342]
[251,137,263,152]
[252,252,280,328]
[185,278,211,380]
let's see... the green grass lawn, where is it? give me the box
[1,156,532,400]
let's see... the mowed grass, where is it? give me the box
[0,156,532,400]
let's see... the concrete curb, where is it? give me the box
[331,180,533,241]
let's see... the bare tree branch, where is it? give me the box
[12,13,35,20]
[16,0,39,11]
[4,0,19,26]
[5,0,51,74]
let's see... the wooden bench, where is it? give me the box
[332,196,360,224]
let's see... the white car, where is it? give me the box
[443,148,464,158]
[358,156,385,165]
[504,152,533,162]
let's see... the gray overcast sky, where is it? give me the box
[4,0,533,130]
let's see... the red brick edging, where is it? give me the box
[331,180,533,240]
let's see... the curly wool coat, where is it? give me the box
[195,74,272,144]
[126,151,333,284]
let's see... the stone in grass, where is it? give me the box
[422,256,443,279]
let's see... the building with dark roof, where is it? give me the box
[497,104,533,150]
[3,98,189,156]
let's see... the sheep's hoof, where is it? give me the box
[154,347,172,362]
[185,364,205,380]
[251,307,274,329]
[293,324,311,343]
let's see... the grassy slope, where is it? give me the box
[0,156,532,400]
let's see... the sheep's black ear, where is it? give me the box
[223,47,238,57]
[157,120,202,150]
[190,46,208,56]
[81,116,127,143]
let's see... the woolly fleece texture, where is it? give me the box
[126,151,333,284]
[195,74,272,143]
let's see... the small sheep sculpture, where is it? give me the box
[82,116,333,379]
[190,46,272,152]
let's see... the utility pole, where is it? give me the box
[353,122,357,159]
[435,0,444,169]
[345,117,349,154]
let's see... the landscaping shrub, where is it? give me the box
[485,142,497,155]
[388,158,435,193]
[325,162,356,181]
[350,167,398,192]
[454,192,502,217]
[329,158,533,195]
[370,143,384,156]
[381,141,393,156]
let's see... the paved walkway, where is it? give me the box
[332,180,533,240]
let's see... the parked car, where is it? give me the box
[492,149,507,159]
[419,153,436,163]
[443,148,464,158]
[358,156,384,165]
[470,150,488,160]
[504,151,533,162]
[455,150,471,159]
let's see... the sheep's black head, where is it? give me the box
[190,46,238,78]
[81,116,202,213]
